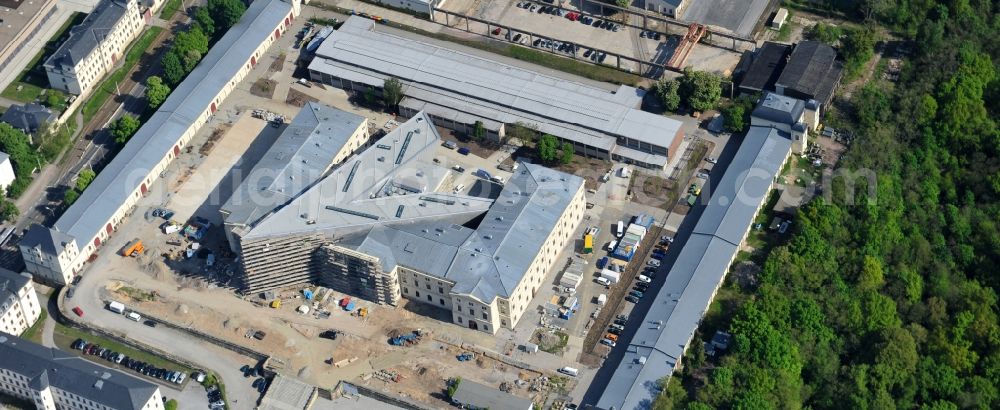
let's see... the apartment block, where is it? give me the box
[0,333,164,410]
[43,0,145,96]
[0,269,41,336]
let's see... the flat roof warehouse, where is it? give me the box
[308,17,684,169]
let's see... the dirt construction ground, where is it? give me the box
[72,10,581,408]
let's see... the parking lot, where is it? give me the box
[438,0,741,76]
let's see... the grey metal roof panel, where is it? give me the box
[52,0,292,246]
[693,126,791,245]
[452,379,534,410]
[751,92,805,125]
[597,129,793,410]
[311,17,681,150]
[0,269,30,307]
[242,112,494,241]
[44,0,131,69]
[0,103,56,133]
[20,224,73,255]
[346,162,582,303]
[775,41,839,97]
[0,333,159,410]
[739,42,790,92]
[222,102,366,228]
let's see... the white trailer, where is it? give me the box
[600,269,621,284]
[108,301,126,314]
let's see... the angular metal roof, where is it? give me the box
[775,41,843,104]
[595,126,792,410]
[351,162,583,303]
[0,333,160,410]
[309,17,681,160]
[240,112,494,241]
[452,379,534,410]
[751,92,804,125]
[20,223,73,256]
[0,103,56,134]
[50,0,293,249]
[222,102,366,229]
[43,0,131,69]
[0,268,31,308]
[738,42,791,93]
[694,126,793,245]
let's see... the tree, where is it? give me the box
[45,91,64,109]
[616,0,632,7]
[560,141,574,165]
[207,0,247,30]
[505,122,537,145]
[111,115,141,144]
[63,189,80,206]
[0,195,18,223]
[164,399,178,410]
[194,7,215,37]
[0,123,42,197]
[472,121,486,140]
[145,76,171,110]
[162,51,185,86]
[721,104,747,133]
[75,169,96,192]
[182,48,203,73]
[173,26,209,56]
[678,69,721,112]
[447,377,462,398]
[382,77,403,110]
[654,80,681,112]
[536,134,559,162]
[363,87,377,107]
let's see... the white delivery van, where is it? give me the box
[607,240,618,251]
[108,301,126,314]
[597,294,607,306]
[558,367,580,377]
[616,221,624,237]
[126,312,142,322]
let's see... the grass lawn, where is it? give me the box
[81,26,163,123]
[21,308,48,343]
[52,319,193,375]
[1,12,85,103]
[159,0,183,20]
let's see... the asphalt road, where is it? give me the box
[67,272,262,410]
[579,130,744,407]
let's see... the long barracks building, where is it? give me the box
[20,0,303,286]
[308,17,685,170]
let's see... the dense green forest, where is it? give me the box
[661,1,1000,409]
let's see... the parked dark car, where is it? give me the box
[625,296,640,303]
[319,330,340,340]
[629,290,644,298]
[457,147,471,155]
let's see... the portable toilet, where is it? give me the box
[303,289,314,300]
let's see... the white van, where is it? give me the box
[453,184,466,194]
[126,312,142,322]
[616,221,624,237]
[607,240,618,251]
[108,301,125,314]
[558,366,579,377]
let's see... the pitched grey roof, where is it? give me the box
[351,163,583,303]
[0,269,31,308]
[693,127,794,245]
[775,41,843,104]
[751,92,804,125]
[240,112,494,242]
[0,333,159,410]
[43,0,131,69]
[738,42,791,93]
[222,102,367,229]
[452,379,534,410]
[20,224,74,256]
[49,0,293,251]
[596,126,792,410]
[309,17,681,163]
[0,103,56,133]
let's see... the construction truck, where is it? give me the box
[121,239,144,257]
